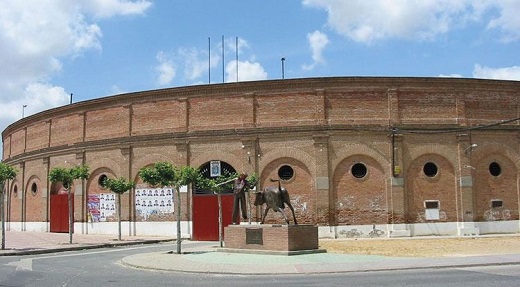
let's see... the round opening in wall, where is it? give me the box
[423,162,438,177]
[98,174,108,188]
[31,182,38,196]
[351,163,367,179]
[489,162,501,177]
[278,165,294,181]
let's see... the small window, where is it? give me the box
[491,200,503,208]
[278,165,294,181]
[98,174,108,188]
[423,162,438,177]
[31,182,38,196]
[424,200,440,209]
[489,162,501,177]
[13,186,18,198]
[351,163,367,179]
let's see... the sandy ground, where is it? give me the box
[319,235,520,257]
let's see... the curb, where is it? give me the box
[119,250,520,275]
[0,239,173,256]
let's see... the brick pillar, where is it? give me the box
[390,133,406,224]
[387,88,400,126]
[313,135,330,225]
[457,134,475,222]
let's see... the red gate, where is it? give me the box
[50,194,72,233]
[192,194,234,241]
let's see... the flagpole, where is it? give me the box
[208,37,211,84]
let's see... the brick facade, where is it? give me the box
[2,77,519,236]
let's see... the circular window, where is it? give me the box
[98,174,108,188]
[351,163,367,179]
[489,162,501,177]
[278,165,294,181]
[423,162,438,177]
[31,183,38,196]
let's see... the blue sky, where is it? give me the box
[1,0,520,140]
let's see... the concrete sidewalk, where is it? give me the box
[1,230,520,274]
[121,247,520,275]
[0,230,172,256]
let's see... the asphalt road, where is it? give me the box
[0,242,519,287]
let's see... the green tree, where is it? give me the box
[104,177,135,241]
[0,162,17,250]
[48,165,89,244]
[139,162,201,254]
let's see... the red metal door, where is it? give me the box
[192,194,234,241]
[50,194,72,233]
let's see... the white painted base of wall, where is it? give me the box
[8,220,520,239]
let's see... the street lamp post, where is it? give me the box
[281,57,285,79]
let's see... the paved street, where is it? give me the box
[1,230,520,286]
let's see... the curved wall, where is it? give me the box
[2,77,520,237]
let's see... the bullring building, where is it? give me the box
[2,77,519,240]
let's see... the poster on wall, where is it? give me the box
[210,160,221,177]
[135,188,174,220]
[87,193,116,222]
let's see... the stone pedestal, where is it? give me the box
[222,224,324,255]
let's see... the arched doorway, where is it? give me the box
[192,161,236,241]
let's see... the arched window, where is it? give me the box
[195,161,237,194]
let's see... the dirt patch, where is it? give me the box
[319,236,520,257]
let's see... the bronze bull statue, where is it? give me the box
[254,179,298,225]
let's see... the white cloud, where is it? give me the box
[155,51,176,86]
[438,74,463,78]
[0,83,69,123]
[302,0,520,43]
[486,1,520,42]
[226,60,268,82]
[302,30,330,71]
[178,48,210,81]
[78,0,152,18]
[0,0,151,150]
[473,64,520,81]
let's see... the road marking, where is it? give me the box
[7,258,33,271]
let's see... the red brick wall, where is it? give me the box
[399,91,458,125]
[327,90,388,125]
[2,77,519,229]
[256,92,323,127]
[50,114,84,147]
[9,129,25,157]
[189,95,254,131]
[132,100,187,135]
[334,155,388,225]
[85,106,130,141]
[405,154,457,223]
[26,121,49,151]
